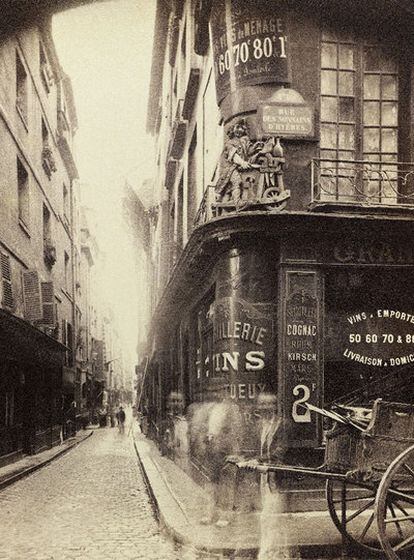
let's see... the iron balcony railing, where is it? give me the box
[311,158,414,206]
[194,159,414,228]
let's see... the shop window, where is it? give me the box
[17,158,29,229]
[1,392,15,427]
[319,28,400,204]
[324,268,414,406]
[16,51,28,126]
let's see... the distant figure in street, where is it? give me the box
[118,406,126,434]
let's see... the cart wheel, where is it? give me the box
[376,445,414,560]
[326,478,383,555]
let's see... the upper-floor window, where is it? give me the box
[63,183,70,223]
[64,251,70,291]
[43,203,56,268]
[16,52,28,126]
[43,203,51,245]
[319,29,400,204]
[17,158,29,229]
[187,128,198,236]
[42,117,56,178]
[39,41,53,93]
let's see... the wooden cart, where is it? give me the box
[232,399,414,559]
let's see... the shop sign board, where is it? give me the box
[210,0,290,103]
[327,309,414,367]
[282,237,414,267]
[281,271,322,447]
[258,102,314,138]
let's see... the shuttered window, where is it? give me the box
[41,281,55,326]
[22,270,42,321]
[0,253,14,310]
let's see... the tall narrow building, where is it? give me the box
[0,19,79,462]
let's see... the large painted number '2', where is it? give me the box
[292,384,311,423]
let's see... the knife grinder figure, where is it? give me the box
[215,118,290,212]
[215,119,259,207]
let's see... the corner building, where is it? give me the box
[143,0,414,507]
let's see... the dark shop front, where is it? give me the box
[0,310,65,465]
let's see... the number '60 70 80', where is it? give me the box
[217,36,287,75]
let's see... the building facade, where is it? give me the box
[139,0,414,508]
[0,19,81,462]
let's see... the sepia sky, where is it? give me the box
[52,0,156,367]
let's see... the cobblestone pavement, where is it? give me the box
[0,427,359,560]
[0,428,179,560]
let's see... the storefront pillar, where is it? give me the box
[279,267,323,448]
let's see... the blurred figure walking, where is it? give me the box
[118,406,126,434]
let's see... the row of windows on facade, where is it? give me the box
[16,48,59,180]
[16,41,54,125]
[17,157,71,275]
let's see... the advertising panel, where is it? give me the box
[210,0,290,103]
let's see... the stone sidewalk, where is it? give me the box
[0,429,93,490]
[133,428,351,559]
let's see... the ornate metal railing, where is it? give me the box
[311,158,414,206]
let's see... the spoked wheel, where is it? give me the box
[326,478,383,556]
[376,445,414,559]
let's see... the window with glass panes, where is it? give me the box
[320,29,399,203]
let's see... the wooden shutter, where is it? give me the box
[0,253,14,309]
[22,270,42,321]
[41,281,55,326]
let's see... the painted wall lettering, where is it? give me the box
[210,0,290,103]
[281,271,322,447]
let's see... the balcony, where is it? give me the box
[311,158,414,210]
[194,158,414,228]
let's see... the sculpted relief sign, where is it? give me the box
[210,0,290,103]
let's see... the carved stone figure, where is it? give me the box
[215,119,260,205]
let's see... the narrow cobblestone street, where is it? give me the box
[0,429,179,560]
[0,428,362,560]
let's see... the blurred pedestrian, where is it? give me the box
[200,398,243,528]
[118,406,126,434]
